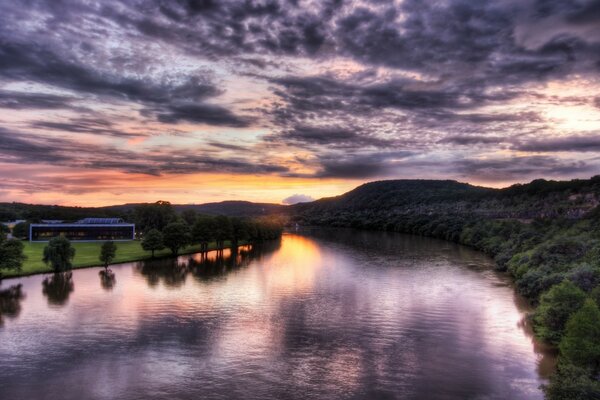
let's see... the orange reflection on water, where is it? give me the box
[259,233,323,294]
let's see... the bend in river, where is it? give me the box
[0,228,555,400]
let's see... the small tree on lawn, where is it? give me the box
[99,241,117,269]
[43,236,75,272]
[142,229,164,258]
[0,235,26,278]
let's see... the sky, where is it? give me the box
[0,0,599,206]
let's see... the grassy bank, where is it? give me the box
[2,240,232,279]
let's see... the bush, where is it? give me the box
[544,364,600,400]
[559,299,600,372]
[534,280,587,344]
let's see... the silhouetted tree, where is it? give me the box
[191,216,214,252]
[43,236,75,271]
[181,209,197,226]
[230,217,249,248]
[162,222,190,256]
[142,229,164,257]
[134,201,175,233]
[213,215,232,250]
[11,222,30,240]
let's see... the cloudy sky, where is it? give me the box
[1,0,599,206]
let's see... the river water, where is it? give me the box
[0,229,554,399]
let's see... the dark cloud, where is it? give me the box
[273,125,391,148]
[312,151,415,179]
[453,156,594,182]
[440,136,508,146]
[0,0,599,184]
[0,40,247,127]
[0,90,78,110]
[155,103,252,126]
[515,134,600,152]
[0,127,287,176]
[30,117,139,138]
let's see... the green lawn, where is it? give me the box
[2,240,228,279]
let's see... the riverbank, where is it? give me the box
[1,240,237,279]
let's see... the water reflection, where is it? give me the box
[135,241,282,288]
[99,269,116,291]
[42,272,74,306]
[136,258,189,288]
[0,233,553,400]
[0,284,25,326]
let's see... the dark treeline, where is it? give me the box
[292,177,600,399]
[0,203,120,222]
[136,201,283,257]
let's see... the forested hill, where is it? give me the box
[292,177,600,226]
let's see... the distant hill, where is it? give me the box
[0,200,286,221]
[171,201,286,217]
[103,200,286,217]
[291,177,600,226]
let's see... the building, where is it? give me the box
[29,218,135,242]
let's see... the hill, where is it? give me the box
[292,177,600,227]
[0,200,286,222]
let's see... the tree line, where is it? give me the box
[0,201,283,276]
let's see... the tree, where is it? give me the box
[213,215,232,249]
[134,201,175,233]
[162,222,190,256]
[181,209,197,226]
[142,229,164,257]
[0,224,9,236]
[559,299,600,372]
[0,237,26,276]
[12,222,30,240]
[230,217,248,248]
[42,236,76,271]
[191,217,214,252]
[591,286,600,308]
[99,241,117,269]
[534,280,587,344]
[544,363,600,400]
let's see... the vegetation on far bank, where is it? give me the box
[0,201,283,279]
[293,177,600,399]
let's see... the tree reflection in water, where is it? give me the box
[136,258,188,288]
[99,269,116,291]
[42,272,74,306]
[135,239,282,288]
[0,284,25,326]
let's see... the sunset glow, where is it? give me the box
[1,1,599,205]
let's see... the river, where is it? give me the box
[0,229,555,399]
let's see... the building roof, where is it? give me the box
[76,218,124,224]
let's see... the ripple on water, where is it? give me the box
[0,230,552,400]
